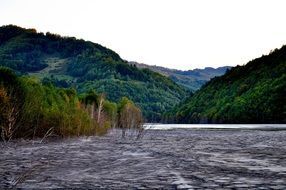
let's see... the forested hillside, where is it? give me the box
[165,46,286,123]
[0,67,143,140]
[129,61,230,91]
[0,25,189,121]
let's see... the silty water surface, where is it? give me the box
[1,125,286,189]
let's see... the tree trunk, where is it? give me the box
[97,95,104,125]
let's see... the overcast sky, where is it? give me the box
[1,0,286,70]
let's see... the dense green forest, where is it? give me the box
[0,67,143,140]
[165,46,286,123]
[0,25,189,121]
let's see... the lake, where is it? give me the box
[1,124,286,189]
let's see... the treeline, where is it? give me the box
[165,46,286,124]
[0,67,143,141]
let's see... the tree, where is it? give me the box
[96,94,105,125]
[103,101,117,128]
[81,90,98,119]
[118,97,144,138]
[0,67,25,141]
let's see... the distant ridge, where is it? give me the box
[128,61,231,91]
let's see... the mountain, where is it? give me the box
[128,61,231,91]
[0,25,190,121]
[165,46,286,124]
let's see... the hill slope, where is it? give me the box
[0,25,189,121]
[166,46,286,123]
[129,61,231,91]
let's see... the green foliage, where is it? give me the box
[0,67,145,140]
[117,97,132,113]
[103,100,117,126]
[0,73,95,138]
[166,46,286,124]
[0,25,189,121]
[81,90,99,105]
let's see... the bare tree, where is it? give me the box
[118,101,144,139]
[0,86,22,142]
[96,94,105,126]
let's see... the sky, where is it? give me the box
[1,0,286,70]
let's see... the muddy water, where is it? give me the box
[1,128,286,189]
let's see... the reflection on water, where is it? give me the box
[144,124,286,130]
